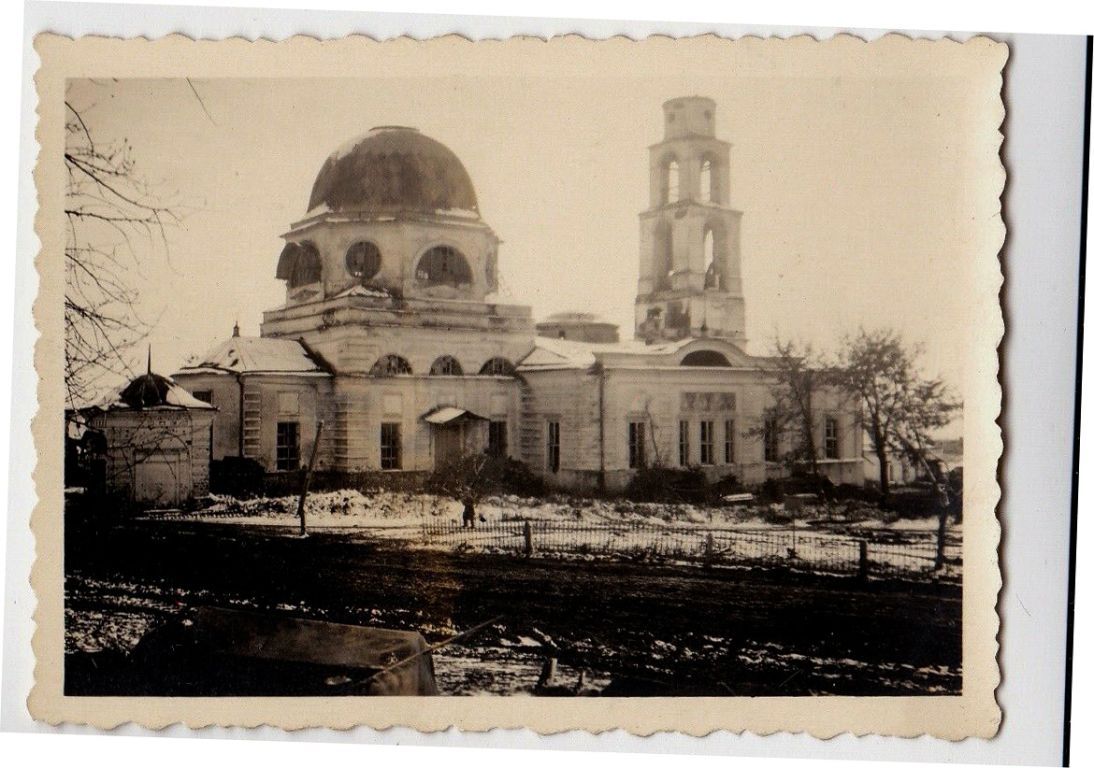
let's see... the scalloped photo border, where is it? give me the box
[27,32,1006,739]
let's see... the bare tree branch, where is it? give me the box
[64,100,181,409]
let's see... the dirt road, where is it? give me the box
[65,518,961,696]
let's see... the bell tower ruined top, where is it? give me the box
[636,96,746,348]
[662,96,717,139]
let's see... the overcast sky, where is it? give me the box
[67,70,991,411]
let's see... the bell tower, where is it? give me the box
[635,97,746,347]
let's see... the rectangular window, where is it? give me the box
[764,416,780,463]
[193,390,212,404]
[724,419,736,463]
[276,421,300,472]
[825,416,840,459]
[628,422,646,469]
[489,420,508,457]
[380,422,401,470]
[700,420,714,465]
[546,420,561,473]
[678,420,690,466]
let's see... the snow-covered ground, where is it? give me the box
[161,488,959,533]
[149,489,961,580]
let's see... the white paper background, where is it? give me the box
[1,3,1087,766]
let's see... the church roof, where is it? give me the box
[518,335,762,372]
[422,406,487,425]
[178,336,330,376]
[306,126,480,218]
[90,372,214,412]
[538,312,616,326]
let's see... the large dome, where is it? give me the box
[306,126,480,217]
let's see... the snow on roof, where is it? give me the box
[180,336,329,375]
[518,336,698,371]
[333,284,393,300]
[421,406,487,425]
[518,335,763,372]
[91,373,215,412]
[538,311,616,326]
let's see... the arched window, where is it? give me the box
[416,245,473,287]
[429,355,463,376]
[703,229,718,288]
[667,160,680,203]
[479,357,516,376]
[654,222,673,291]
[277,241,322,288]
[700,159,713,202]
[370,354,413,377]
[681,350,730,367]
[346,241,381,280]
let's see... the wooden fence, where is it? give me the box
[420,520,961,582]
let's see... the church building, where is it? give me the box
[173,97,864,491]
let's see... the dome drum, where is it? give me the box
[278,126,500,305]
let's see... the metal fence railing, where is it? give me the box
[420,520,962,582]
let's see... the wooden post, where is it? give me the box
[297,421,324,537]
[536,657,557,690]
[523,520,533,556]
[858,539,869,580]
[935,510,948,571]
[704,532,715,569]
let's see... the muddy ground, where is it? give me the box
[64,516,961,696]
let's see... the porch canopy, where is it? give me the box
[421,406,488,425]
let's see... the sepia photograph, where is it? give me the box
[29,33,1006,737]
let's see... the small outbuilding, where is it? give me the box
[81,370,215,507]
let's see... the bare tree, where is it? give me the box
[832,328,959,498]
[64,96,181,412]
[763,337,827,475]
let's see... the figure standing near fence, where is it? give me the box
[462,497,476,529]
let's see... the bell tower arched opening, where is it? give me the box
[703,229,717,288]
[654,220,673,291]
[700,158,713,203]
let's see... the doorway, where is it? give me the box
[434,424,463,468]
